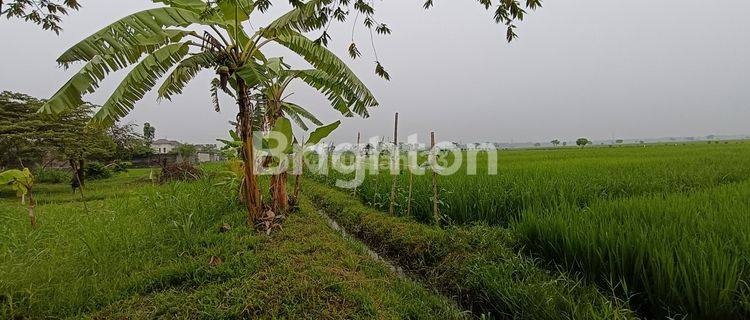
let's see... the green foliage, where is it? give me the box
[142,123,156,146]
[0,91,115,168]
[263,117,293,155]
[94,43,191,125]
[33,168,70,184]
[110,161,132,173]
[172,144,198,159]
[1,0,81,34]
[306,121,340,146]
[0,91,151,167]
[315,144,750,225]
[0,91,48,166]
[0,168,33,198]
[109,123,154,160]
[576,137,591,147]
[40,2,379,128]
[84,162,112,180]
[516,181,750,318]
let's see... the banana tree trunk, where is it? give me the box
[238,79,261,223]
[267,99,289,213]
[270,171,288,212]
[292,159,304,205]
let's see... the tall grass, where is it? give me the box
[313,143,750,224]
[515,180,750,318]
[0,170,241,317]
[1,168,469,319]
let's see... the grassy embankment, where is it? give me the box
[0,169,464,319]
[302,180,635,319]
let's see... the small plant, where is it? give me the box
[1,168,37,228]
[33,167,69,183]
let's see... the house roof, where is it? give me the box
[153,139,181,146]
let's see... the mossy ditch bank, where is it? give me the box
[302,180,635,319]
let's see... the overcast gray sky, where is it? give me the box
[1,0,748,144]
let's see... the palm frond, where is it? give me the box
[158,51,220,100]
[271,29,378,116]
[152,0,209,13]
[93,42,191,125]
[292,68,377,118]
[39,55,114,114]
[265,0,334,33]
[57,7,203,68]
[281,101,322,131]
[42,29,191,114]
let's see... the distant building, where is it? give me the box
[196,144,223,162]
[152,139,181,154]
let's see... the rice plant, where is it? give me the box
[515,180,750,318]
[314,143,750,225]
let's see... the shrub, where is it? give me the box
[85,162,112,180]
[33,168,70,184]
[109,161,132,173]
[159,162,202,183]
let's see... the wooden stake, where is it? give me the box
[28,187,36,229]
[354,132,361,196]
[431,131,440,226]
[356,132,361,151]
[407,166,413,217]
[389,113,399,215]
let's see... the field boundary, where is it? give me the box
[317,209,406,278]
[301,179,636,319]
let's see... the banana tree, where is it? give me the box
[39,0,378,223]
[1,168,37,228]
[289,120,341,205]
[249,56,371,212]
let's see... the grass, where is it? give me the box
[515,180,750,319]
[312,142,750,225]
[1,169,465,319]
[6,141,748,318]
[302,179,635,319]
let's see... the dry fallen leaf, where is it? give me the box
[208,256,223,266]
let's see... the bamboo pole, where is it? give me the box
[407,166,413,217]
[431,131,440,226]
[389,113,399,216]
[354,132,361,196]
[27,186,36,228]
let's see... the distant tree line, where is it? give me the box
[0,91,152,183]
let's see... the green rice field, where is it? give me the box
[308,141,750,318]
